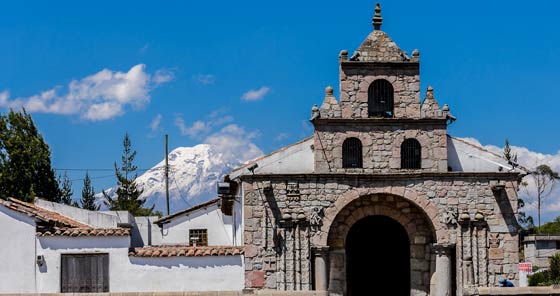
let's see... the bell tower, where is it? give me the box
[311,3,454,173]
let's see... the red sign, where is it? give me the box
[519,262,533,274]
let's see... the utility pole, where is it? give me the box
[165,134,170,216]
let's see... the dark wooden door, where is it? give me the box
[61,254,109,293]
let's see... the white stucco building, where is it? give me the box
[0,197,243,294]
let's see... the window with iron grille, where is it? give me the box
[401,138,421,169]
[368,79,394,118]
[61,253,109,293]
[342,137,363,168]
[189,229,208,246]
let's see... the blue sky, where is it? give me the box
[1,0,560,216]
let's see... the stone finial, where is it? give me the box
[319,86,341,118]
[339,50,348,61]
[421,86,444,119]
[310,104,320,121]
[372,3,383,30]
[411,49,420,62]
[426,86,434,98]
[442,104,450,111]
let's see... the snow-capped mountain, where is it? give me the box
[99,144,246,214]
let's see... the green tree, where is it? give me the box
[525,164,560,228]
[58,172,73,205]
[103,133,155,216]
[80,172,99,211]
[503,139,518,168]
[0,109,60,202]
[536,216,560,234]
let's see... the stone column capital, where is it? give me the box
[433,243,455,255]
[311,245,330,256]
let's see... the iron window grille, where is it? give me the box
[189,229,208,246]
[342,137,363,168]
[368,79,394,118]
[401,138,421,169]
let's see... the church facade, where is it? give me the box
[227,4,521,296]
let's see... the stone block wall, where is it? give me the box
[313,122,448,173]
[241,173,520,294]
[339,64,420,119]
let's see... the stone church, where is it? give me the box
[225,4,521,296]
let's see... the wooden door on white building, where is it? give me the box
[60,253,109,293]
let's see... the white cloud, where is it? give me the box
[0,64,172,121]
[150,114,162,132]
[241,86,270,101]
[175,115,210,138]
[175,109,236,138]
[275,133,289,141]
[139,43,149,54]
[194,74,215,85]
[460,137,560,222]
[203,124,263,164]
[153,69,174,85]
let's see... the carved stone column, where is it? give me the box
[434,244,454,296]
[312,246,330,291]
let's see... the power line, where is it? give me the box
[69,174,117,182]
[170,170,193,209]
[55,168,154,172]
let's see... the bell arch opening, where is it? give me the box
[346,215,410,296]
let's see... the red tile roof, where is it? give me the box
[37,227,130,237]
[0,197,88,228]
[129,245,244,257]
[0,197,130,237]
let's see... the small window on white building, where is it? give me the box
[189,229,208,246]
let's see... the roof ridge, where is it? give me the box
[154,197,222,224]
[229,136,313,174]
[1,197,90,228]
[448,135,530,172]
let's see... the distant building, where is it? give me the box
[0,197,243,294]
[524,235,560,269]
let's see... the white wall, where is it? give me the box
[35,199,123,228]
[447,136,519,172]
[159,203,235,246]
[36,236,243,292]
[0,205,37,293]
[126,256,244,292]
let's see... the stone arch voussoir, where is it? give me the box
[316,187,447,246]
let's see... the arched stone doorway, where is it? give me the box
[346,215,410,296]
[325,194,437,296]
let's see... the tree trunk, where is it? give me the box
[538,198,541,228]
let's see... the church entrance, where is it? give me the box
[346,215,410,296]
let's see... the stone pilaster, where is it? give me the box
[312,246,330,291]
[434,244,454,296]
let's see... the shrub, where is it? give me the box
[550,253,560,282]
[529,270,550,286]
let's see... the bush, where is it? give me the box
[529,270,550,286]
[550,253,560,282]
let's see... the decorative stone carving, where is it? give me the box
[262,181,273,194]
[286,181,300,201]
[309,207,324,232]
[459,211,471,222]
[489,233,500,248]
[441,208,458,226]
[264,256,277,271]
[474,211,485,221]
[246,191,259,205]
